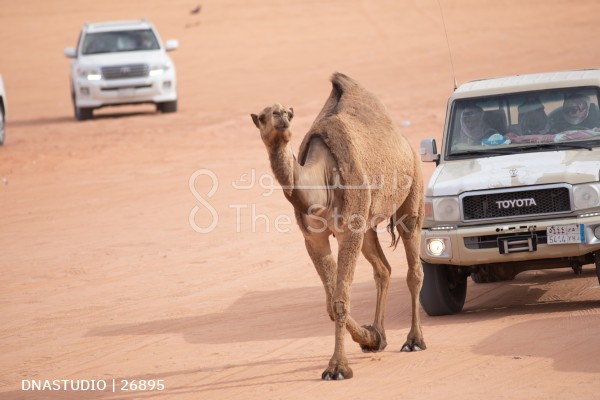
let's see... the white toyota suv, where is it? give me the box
[419,69,600,315]
[64,19,178,120]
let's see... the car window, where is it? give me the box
[81,29,160,55]
[446,87,600,159]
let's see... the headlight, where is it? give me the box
[427,238,446,256]
[149,64,170,76]
[78,67,101,81]
[573,183,600,210]
[424,237,452,258]
[426,196,461,222]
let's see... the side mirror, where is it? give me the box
[420,138,440,163]
[165,39,179,52]
[64,47,76,58]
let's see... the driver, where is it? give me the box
[457,105,498,145]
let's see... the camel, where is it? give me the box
[251,72,426,380]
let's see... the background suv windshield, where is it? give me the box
[81,29,159,55]
[447,87,600,158]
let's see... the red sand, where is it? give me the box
[1,1,599,399]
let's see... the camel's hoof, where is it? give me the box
[401,338,427,352]
[359,325,387,353]
[322,371,345,380]
[321,366,353,380]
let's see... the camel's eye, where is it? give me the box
[273,111,281,117]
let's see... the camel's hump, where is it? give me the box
[329,72,360,100]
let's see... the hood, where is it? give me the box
[427,149,600,197]
[79,50,172,67]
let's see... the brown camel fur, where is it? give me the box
[251,72,426,380]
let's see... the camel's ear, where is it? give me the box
[288,107,294,121]
[251,113,260,128]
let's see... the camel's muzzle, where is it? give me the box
[274,119,290,131]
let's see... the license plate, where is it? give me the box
[547,224,584,245]
[118,88,135,97]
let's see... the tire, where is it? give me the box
[157,100,177,113]
[0,104,5,145]
[72,90,93,121]
[595,253,600,285]
[419,260,468,316]
[75,106,93,121]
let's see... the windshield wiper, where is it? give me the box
[523,142,594,151]
[450,148,516,157]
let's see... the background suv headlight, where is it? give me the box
[78,67,101,81]
[425,196,461,222]
[149,63,171,76]
[573,182,600,210]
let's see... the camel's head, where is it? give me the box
[251,103,294,146]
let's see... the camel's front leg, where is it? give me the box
[303,230,336,321]
[321,230,363,380]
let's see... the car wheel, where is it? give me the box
[157,100,177,113]
[72,90,93,121]
[595,253,600,285]
[74,104,93,121]
[0,104,5,145]
[419,260,468,316]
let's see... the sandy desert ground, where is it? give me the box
[1,0,600,399]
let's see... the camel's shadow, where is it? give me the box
[86,279,413,344]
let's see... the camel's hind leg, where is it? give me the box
[398,224,426,351]
[353,228,391,352]
[395,162,427,351]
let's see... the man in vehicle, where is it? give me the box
[454,104,498,146]
[517,97,551,135]
[550,93,600,132]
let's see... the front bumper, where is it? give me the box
[73,73,177,108]
[421,213,600,266]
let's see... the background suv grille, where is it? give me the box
[462,186,571,221]
[102,64,149,80]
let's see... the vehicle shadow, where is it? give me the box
[8,110,160,127]
[8,116,75,127]
[423,268,600,374]
[422,268,600,325]
[91,109,159,120]
[472,313,600,374]
[465,268,598,315]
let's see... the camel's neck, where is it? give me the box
[267,138,334,214]
[268,141,297,192]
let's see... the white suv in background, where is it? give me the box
[65,19,178,120]
[0,73,6,145]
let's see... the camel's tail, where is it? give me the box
[387,217,400,250]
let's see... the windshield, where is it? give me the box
[446,87,600,159]
[81,29,160,55]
